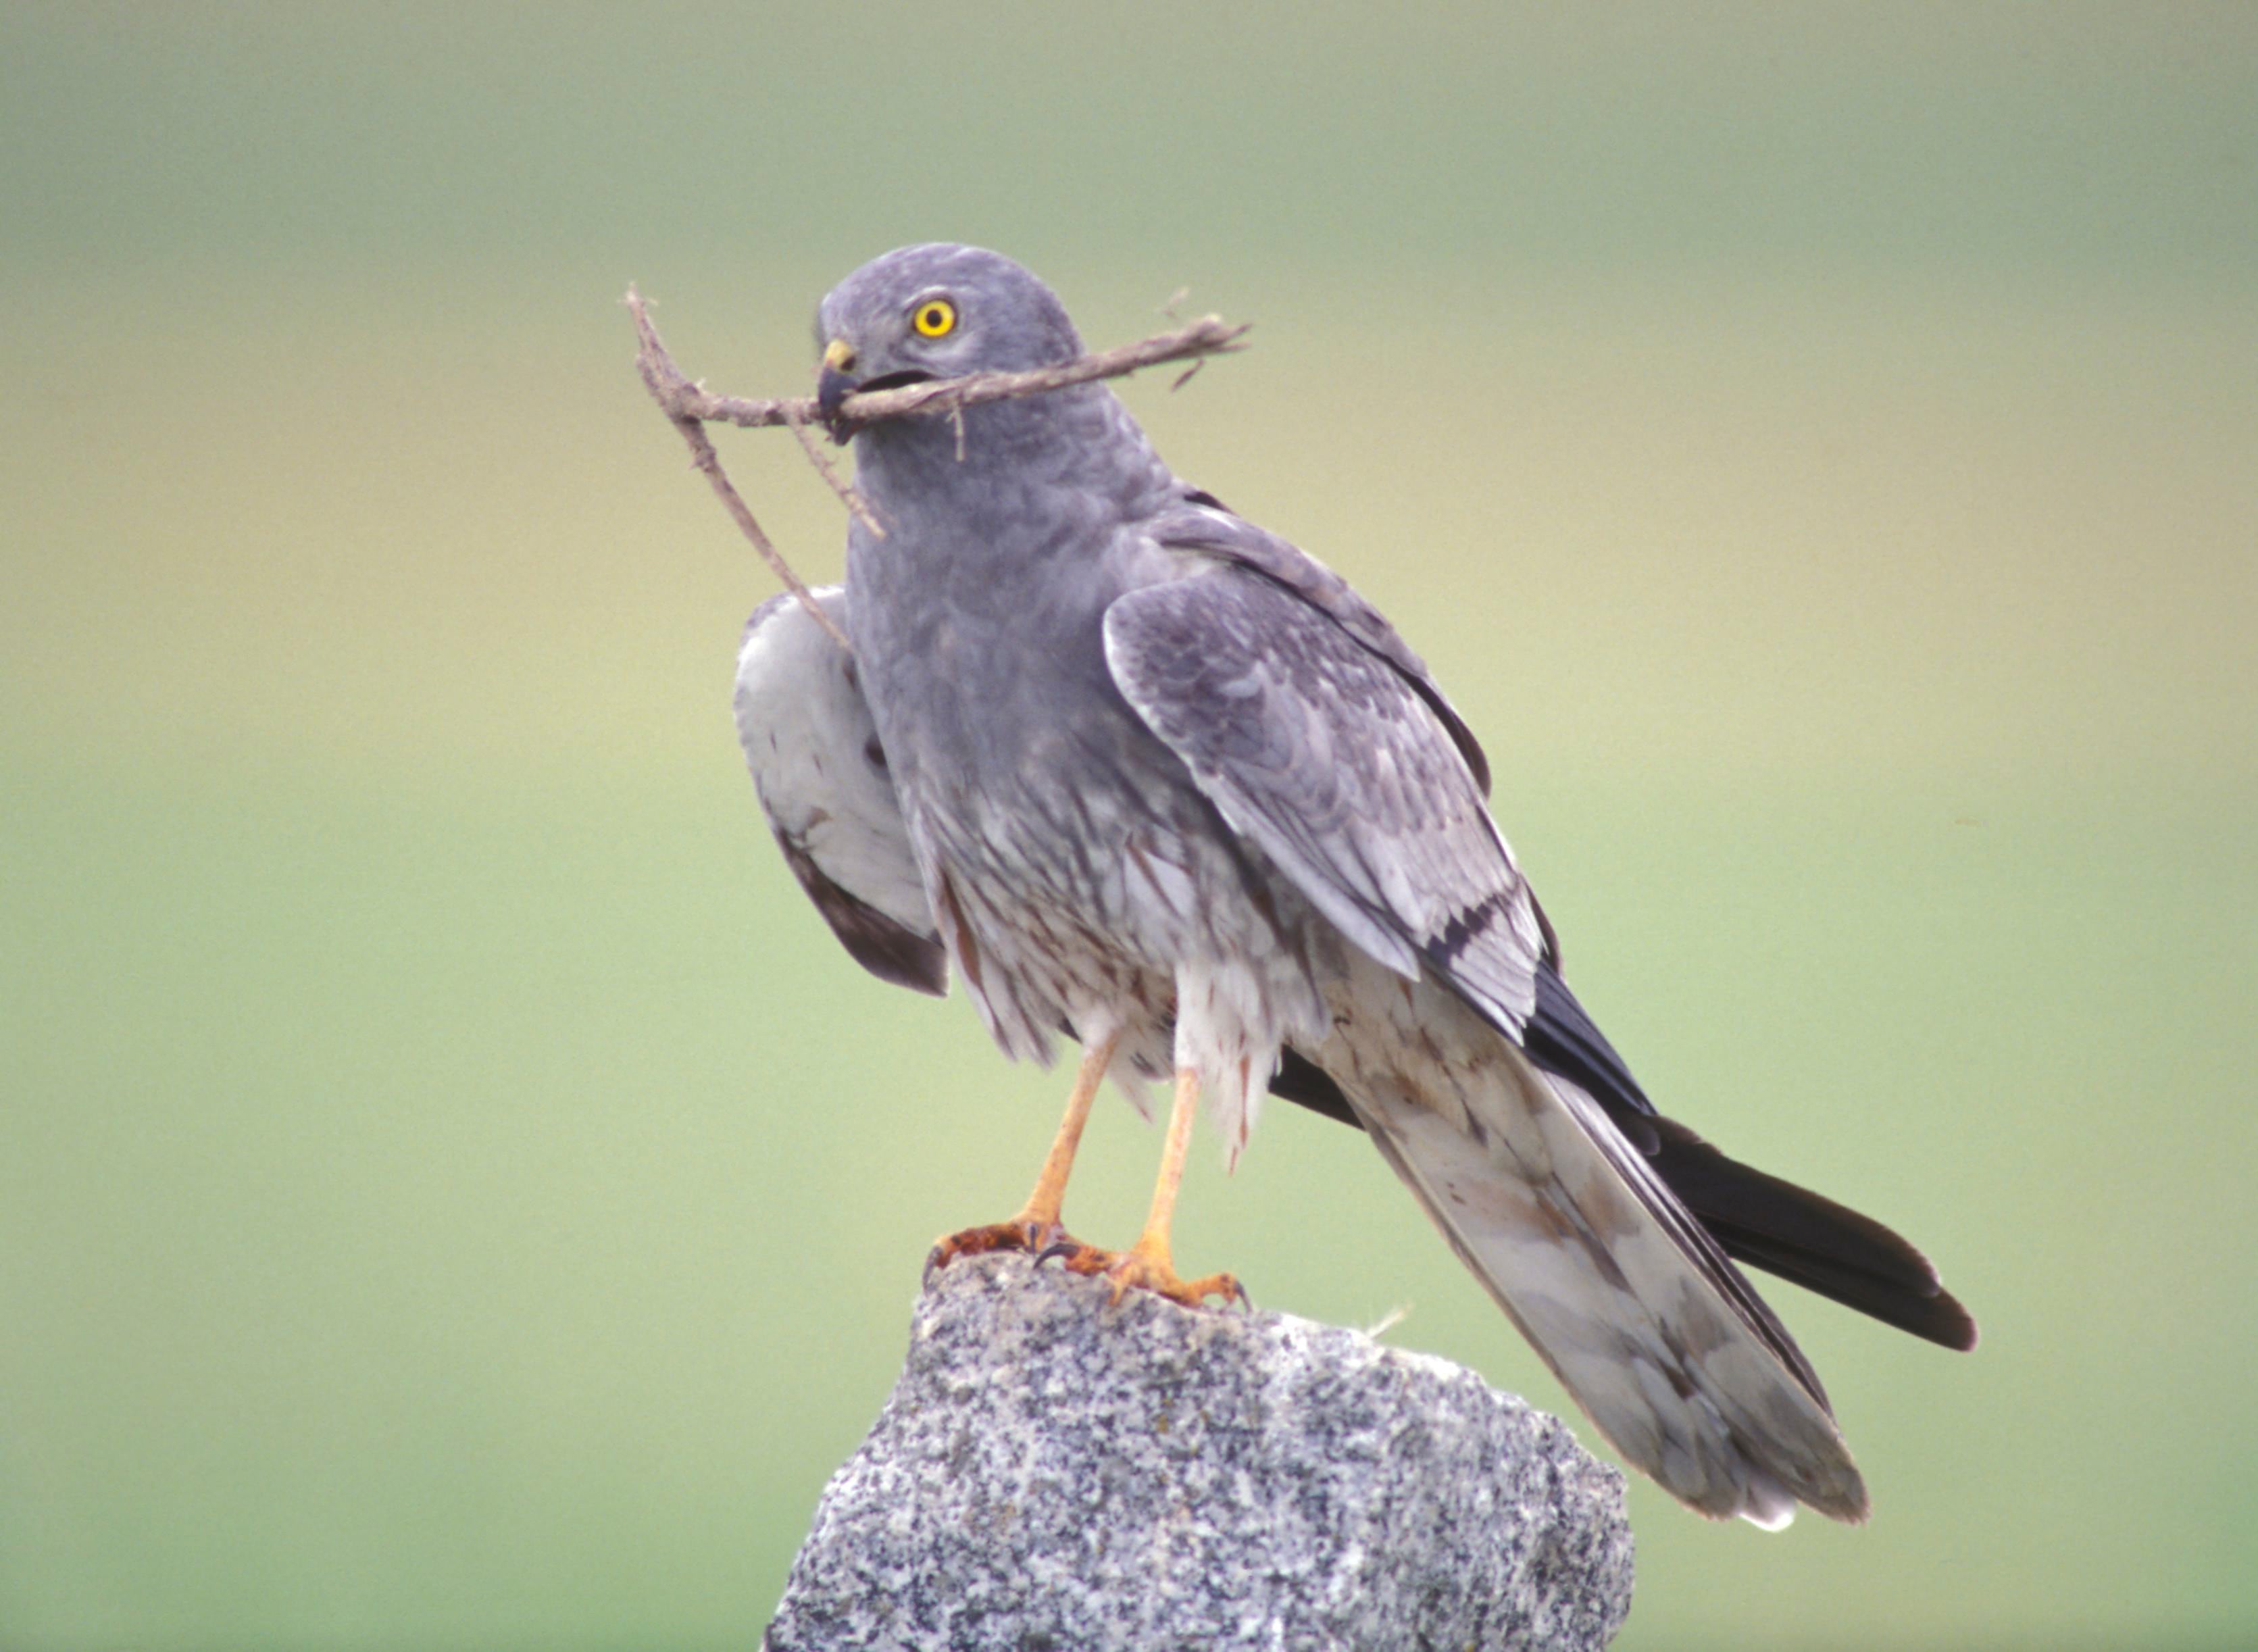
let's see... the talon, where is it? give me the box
[1055,1243,1113,1279]
[1053,1243,1243,1310]
[928,1215,1095,1286]
[925,1217,1046,1282]
[1109,1260,1241,1310]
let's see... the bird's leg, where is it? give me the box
[1058,1066,1243,1309]
[924,1028,1120,1280]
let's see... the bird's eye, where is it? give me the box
[911,298,957,339]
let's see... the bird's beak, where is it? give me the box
[817,337,860,440]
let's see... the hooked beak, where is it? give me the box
[817,338,860,441]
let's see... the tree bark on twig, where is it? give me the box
[626,286,1249,650]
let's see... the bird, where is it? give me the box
[732,243,1974,1528]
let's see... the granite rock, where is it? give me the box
[764,1252,1632,1650]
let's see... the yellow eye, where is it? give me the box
[911,298,957,339]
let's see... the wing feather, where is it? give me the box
[1105,557,1874,1524]
[734,590,948,996]
[1150,499,1493,793]
[1103,565,1544,1033]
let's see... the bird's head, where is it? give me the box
[814,244,1084,441]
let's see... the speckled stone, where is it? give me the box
[763,1252,1632,1650]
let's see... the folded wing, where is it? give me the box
[734,589,947,996]
[1104,559,1548,1036]
[1104,560,1874,1524]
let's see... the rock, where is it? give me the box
[763,1252,1633,1651]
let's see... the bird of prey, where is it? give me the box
[732,243,1974,1527]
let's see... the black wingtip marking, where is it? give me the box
[1525,966,1978,1349]
[1430,892,1510,966]
[1297,953,1979,1351]
[1271,1047,1361,1129]
[1650,1114,1979,1351]
[1704,1221,1980,1351]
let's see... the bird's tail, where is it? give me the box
[1313,964,1868,1527]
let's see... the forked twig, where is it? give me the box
[630,288,1248,434]
[630,293,852,650]
[626,284,1249,651]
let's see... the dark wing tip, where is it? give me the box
[1705,1223,1980,1351]
[1517,966,1978,1351]
[1271,1047,1362,1128]
[776,834,948,996]
[1524,965,1659,1151]
[1651,1115,1978,1351]
[834,917,951,997]
[1927,1293,1980,1352]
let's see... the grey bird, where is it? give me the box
[734,243,1974,1527]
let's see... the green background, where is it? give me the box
[4,4,2253,1647]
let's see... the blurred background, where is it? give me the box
[3,3,2253,1647]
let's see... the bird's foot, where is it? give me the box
[1040,1237,1248,1310]
[924,1216,1070,1286]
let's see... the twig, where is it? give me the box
[628,287,1249,434]
[630,289,852,651]
[782,404,887,539]
[626,285,1251,653]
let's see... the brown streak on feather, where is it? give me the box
[934,869,986,995]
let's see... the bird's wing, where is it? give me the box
[734,589,948,996]
[1105,561,1868,1525]
[1104,557,1546,1034]
[1150,496,1495,795]
[1645,1111,1979,1350]
[1277,929,1980,1351]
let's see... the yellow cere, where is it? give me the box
[912,297,957,338]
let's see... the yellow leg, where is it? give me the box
[1127,1065,1202,1272]
[925,1028,1121,1277]
[1063,1067,1243,1309]
[1013,1026,1121,1230]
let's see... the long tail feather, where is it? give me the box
[1315,961,1870,1526]
[1270,1049,1979,1351]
